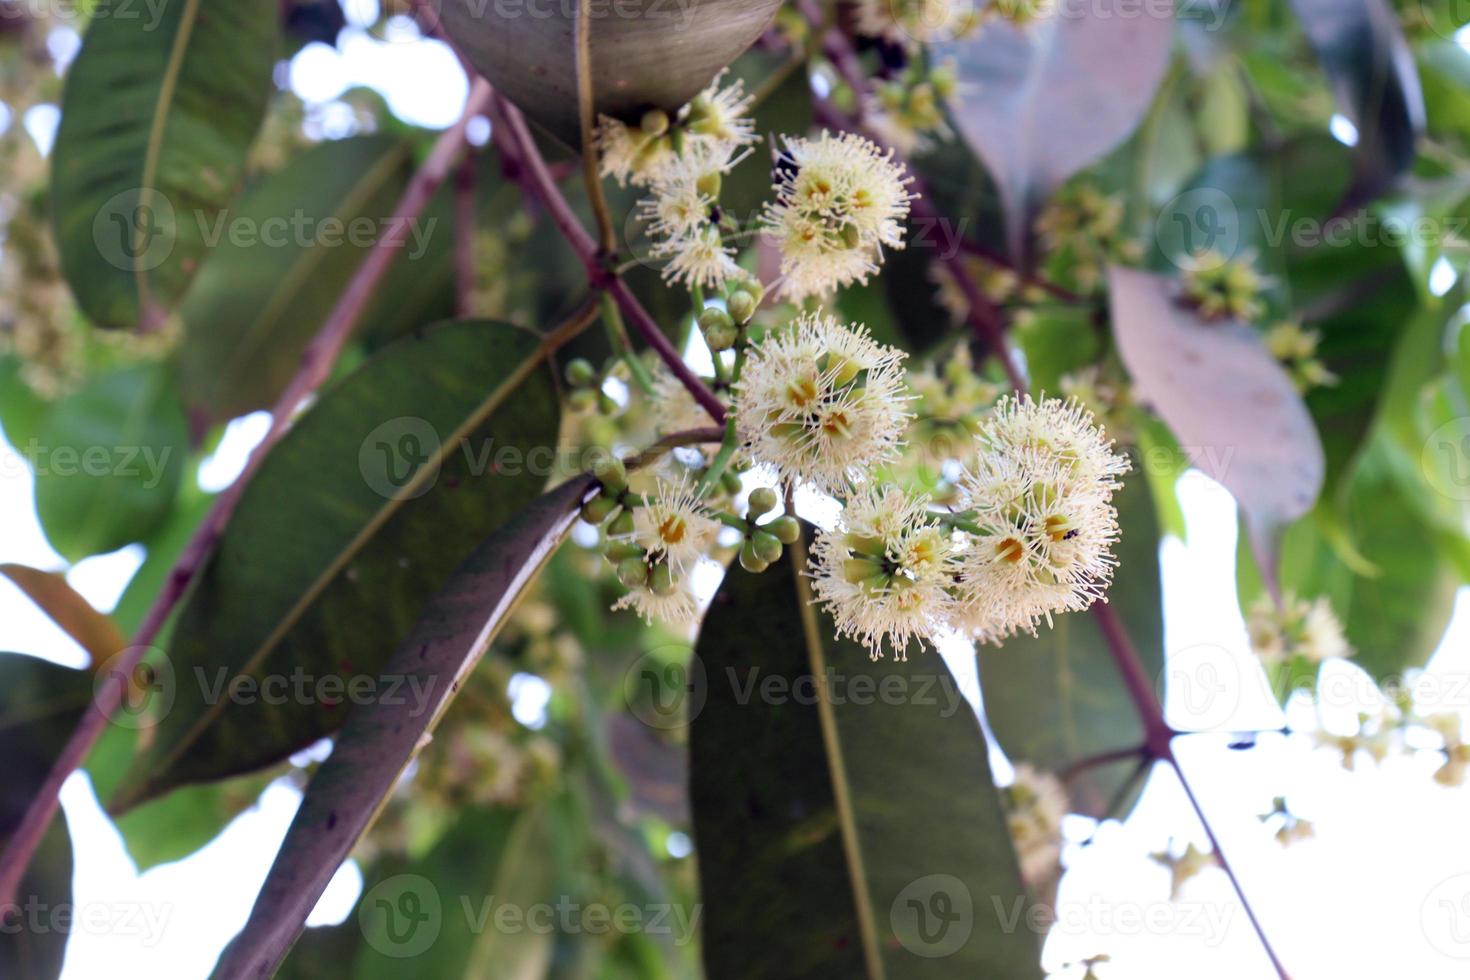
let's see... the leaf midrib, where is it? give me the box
[789,534,886,980]
[149,330,554,783]
[134,0,201,320]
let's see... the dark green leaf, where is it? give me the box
[114,320,564,808]
[51,0,278,329]
[1289,0,1424,204]
[176,135,413,424]
[691,542,1042,979]
[212,477,590,976]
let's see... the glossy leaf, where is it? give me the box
[113,320,564,809]
[51,0,277,329]
[176,135,412,424]
[0,655,89,978]
[690,542,1042,979]
[213,477,590,976]
[1109,266,1324,549]
[978,477,1163,816]
[31,363,188,561]
[1289,0,1424,204]
[1,562,127,666]
[937,0,1172,261]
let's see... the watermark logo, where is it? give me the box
[1422,417,1470,502]
[95,647,175,731]
[1422,873,1470,959]
[623,646,706,730]
[890,874,974,958]
[359,416,443,500]
[93,188,177,274]
[1162,643,1242,732]
[360,874,443,958]
[1156,187,1239,271]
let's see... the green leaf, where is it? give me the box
[111,482,215,637]
[1109,266,1324,556]
[1013,305,1100,395]
[176,135,413,424]
[690,541,1042,979]
[51,0,278,329]
[114,320,565,809]
[31,363,188,561]
[1288,0,1424,204]
[212,477,590,976]
[937,0,1172,261]
[437,0,782,145]
[978,477,1163,817]
[0,655,89,979]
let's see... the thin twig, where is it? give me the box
[0,77,497,910]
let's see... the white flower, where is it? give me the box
[734,310,912,493]
[810,485,956,660]
[638,141,748,288]
[612,580,700,626]
[658,224,743,290]
[682,70,757,148]
[1245,592,1352,664]
[951,395,1129,643]
[618,477,720,577]
[1005,764,1068,884]
[852,0,980,45]
[595,115,673,188]
[762,132,915,301]
[650,366,725,437]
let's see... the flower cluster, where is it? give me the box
[1003,763,1069,885]
[639,140,749,288]
[597,71,756,188]
[1180,251,1268,321]
[1264,320,1338,393]
[1244,592,1352,664]
[1035,184,1142,293]
[734,310,912,493]
[866,63,955,155]
[762,131,916,301]
[810,485,956,659]
[953,395,1130,644]
[852,0,981,46]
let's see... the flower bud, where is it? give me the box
[640,108,670,137]
[750,530,783,564]
[747,486,779,518]
[648,562,677,595]
[581,496,619,525]
[568,388,597,413]
[699,307,737,351]
[726,289,757,324]
[593,457,628,494]
[597,391,620,416]
[739,539,770,573]
[564,358,596,387]
[617,557,649,589]
[720,470,744,496]
[607,507,635,537]
[765,515,801,544]
[605,540,643,562]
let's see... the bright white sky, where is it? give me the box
[2,5,1470,978]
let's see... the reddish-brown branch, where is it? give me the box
[0,78,497,909]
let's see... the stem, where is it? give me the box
[601,293,656,397]
[621,426,726,471]
[694,417,740,497]
[574,0,616,256]
[0,77,497,908]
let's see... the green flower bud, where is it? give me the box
[597,391,620,416]
[696,169,722,199]
[640,108,670,137]
[617,557,649,589]
[581,496,619,525]
[766,515,801,544]
[605,540,643,562]
[750,530,783,564]
[720,470,744,496]
[568,388,597,413]
[747,486,779,518]
[593,456,628,493]
[607,507,635,537]
[727,290,757,324]
[699,307,737,351]
[565,358,596,387]
[839,222,862,249]
[739,539,770,573]
[648,562,677,595]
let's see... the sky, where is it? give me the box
[2,5,1470,978]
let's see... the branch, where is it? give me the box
[0,77,497,909]
[575,0,617,255]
